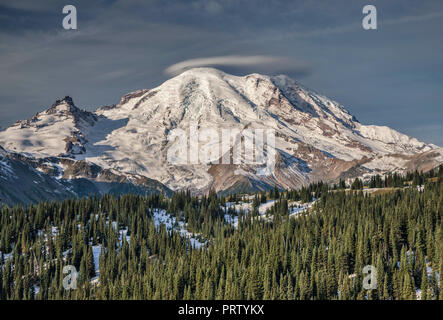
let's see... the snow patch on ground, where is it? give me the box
[223,198,316,228]
[91,245,102,284]
[0,251,13,265]
[289,200,316,217]
[152,209,206,248]
[258,200,277,215]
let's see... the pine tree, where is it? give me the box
[421,267,428,300]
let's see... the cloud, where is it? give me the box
[383,11,443,26]
[191,0,223,14]
[164,55,312,77]
[269,10,443,41]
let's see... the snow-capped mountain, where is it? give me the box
[0,67,442,202]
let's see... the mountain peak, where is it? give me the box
[47,96,77,114]
[0,68,440,195]
[57,95,74,105]
[45,96,97,126]
[172,67,233,83]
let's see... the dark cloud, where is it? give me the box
[0,0,442,146]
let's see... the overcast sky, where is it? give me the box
[0,0,442,146]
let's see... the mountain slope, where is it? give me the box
[0,145,172,206]
[0,68,441,199]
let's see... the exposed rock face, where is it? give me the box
[0,68,441,199]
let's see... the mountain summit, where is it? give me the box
[0,68,442,202]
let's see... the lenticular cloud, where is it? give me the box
[164,55,311,77]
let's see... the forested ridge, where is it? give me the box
[0,167,442,300]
